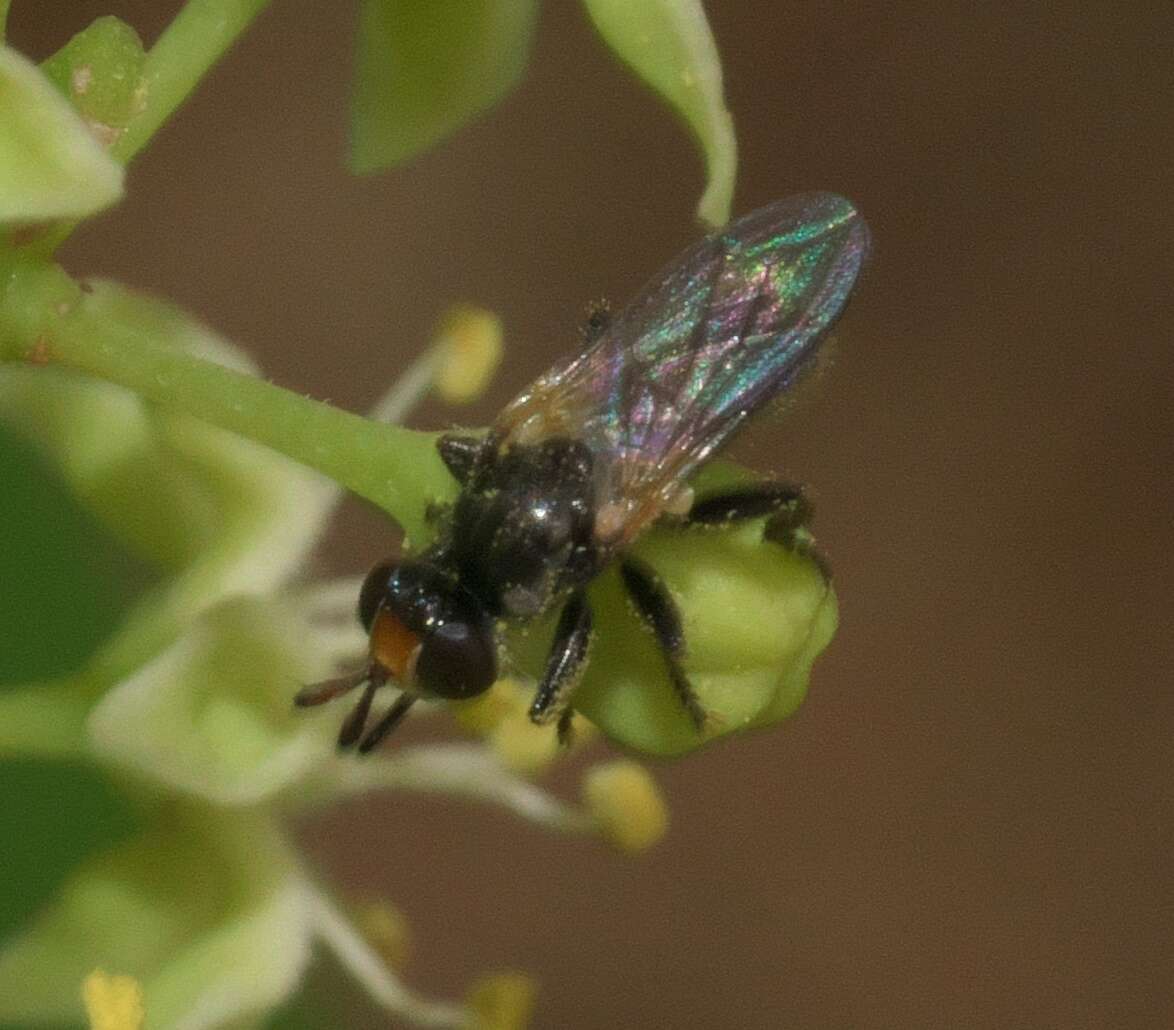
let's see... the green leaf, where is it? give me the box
[583,0,736,227]
[350,0,539,172]
[0,422,148,682]
[40,16,147,140]
[0,46,123,222]
[0,761,139,945]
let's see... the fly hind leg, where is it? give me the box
[686,482,830,580]
[619,557,708,731]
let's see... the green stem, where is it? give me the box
[0,0,10,45]
[30,0,271,256]
[0,262,454,542]
[113,0,272,164]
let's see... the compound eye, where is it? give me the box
[358,560,395,631]
[415,618,497,700]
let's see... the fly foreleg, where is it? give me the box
[529,590,594,728]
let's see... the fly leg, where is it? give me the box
[529,590,594,728]
[687,482,830,580]
[357,692,417,754]
[619,557,708,731]
[556,708,577,748]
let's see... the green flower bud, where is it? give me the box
[0,46,123,221]
[40,17,148,144]
[430,304,504,405]
[506,462,837,756]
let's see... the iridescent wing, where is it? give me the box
[494,193,870,548]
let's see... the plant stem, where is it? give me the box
[0,263,454,542]
[29,0,271,256]
[0,0,10,45]
[113,0,271,164]
[308,889,468,1028]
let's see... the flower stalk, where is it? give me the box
[327,744,597,837]
[111,0,271,165]
[0,259,451,542]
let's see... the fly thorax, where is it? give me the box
[451,437,597,619]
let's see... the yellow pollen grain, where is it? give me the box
[583,760,669,854]
[82,970,144,1030]
[490,712,559,776]
[451,678,525,735]
[432,304,503,404]
[466,970,538,1030]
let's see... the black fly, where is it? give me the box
[296,194,870,751]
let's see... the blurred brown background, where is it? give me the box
[14,3,1172,1027]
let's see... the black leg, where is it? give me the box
[529,591,593,726]
[437,433,484,484]
[556,708,576,748]
[688,482,830,579]
[619,558,707,731]
[687,482,811,526]
[337,676,381,749]
[358,692,417,754]
[580,299,612,344]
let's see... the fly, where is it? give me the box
[296,193,870,752]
